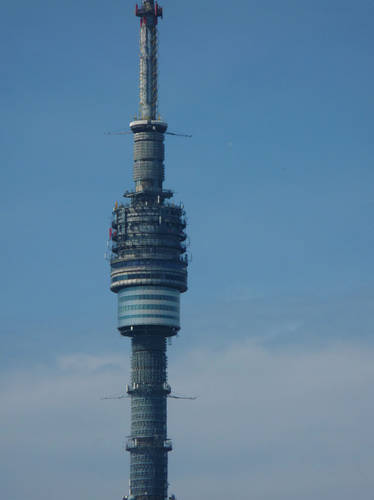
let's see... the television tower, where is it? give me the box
[109,2,188,499]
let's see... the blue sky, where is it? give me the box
[1,1,374,499]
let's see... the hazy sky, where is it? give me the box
[1,1,374,499]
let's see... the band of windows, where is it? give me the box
[119,294,178,303]
[111,259,183,270]
[112,272,185,282]
[119,313,179,320]
[119,304,179,313]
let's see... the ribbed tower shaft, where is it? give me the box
[128,336,169,500]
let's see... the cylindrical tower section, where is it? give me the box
[133,130,164,192]
[110,199,188,316]
[130,335,167,437]
[118,286,180,330]
[126,335,170,500]
[130,120,167,194]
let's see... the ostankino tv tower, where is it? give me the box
[108,2,188,499]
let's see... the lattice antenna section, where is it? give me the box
[137,1,162,120]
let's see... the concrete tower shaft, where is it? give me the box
[109,3,188,500]
[126,335,170,500]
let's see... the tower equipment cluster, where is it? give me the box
[108,2,188,500]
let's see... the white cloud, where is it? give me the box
[1,336,374,500]
[168,340,374,500]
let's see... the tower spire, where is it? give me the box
[136,1,163,120]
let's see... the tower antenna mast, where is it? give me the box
[136,0,163,120]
